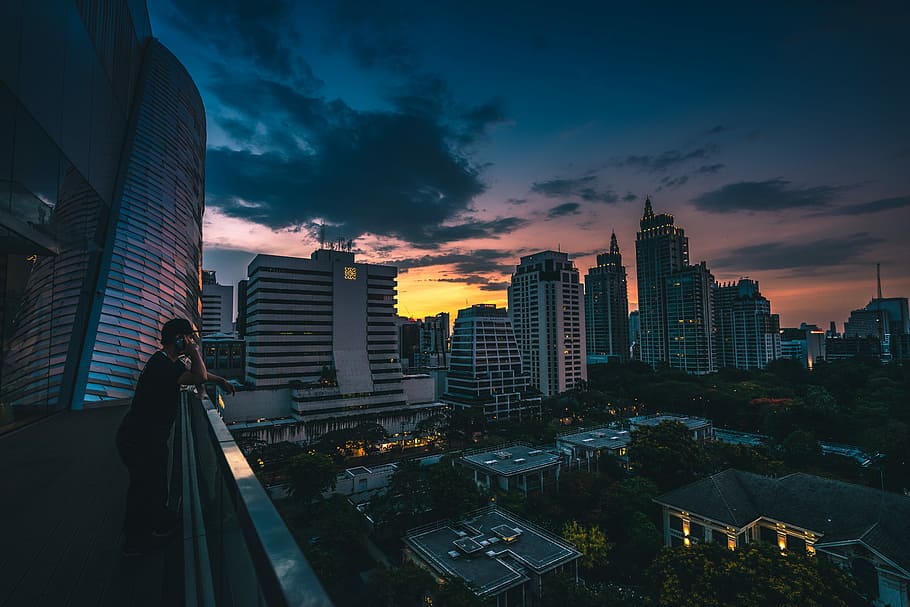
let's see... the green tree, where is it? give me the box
[285,452,337,505]
[563,520,612,575]
[367,562,437,607]
[648,543,869,607]
[433,577,486,607]
[782,429,822,467]
[629,421,708,490]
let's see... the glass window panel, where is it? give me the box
[59,6,95,181]
[12,109,60,221]
[0,0,22,88]
[19,0,68,142]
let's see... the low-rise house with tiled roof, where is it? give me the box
[654,469,910,607]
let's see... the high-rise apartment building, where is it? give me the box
[445,304,539,421]
[508,251,586,396]
[635,197,689,367]
[1,4,205,418]
[201,270,234,335]
[245,250,406,415]
[584,232,630,363]
[713,279,780,370]
[666,262,716,374]
[417,312,450,369]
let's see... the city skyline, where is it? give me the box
[147,1,910,328]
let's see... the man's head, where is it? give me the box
[161,318,197,346]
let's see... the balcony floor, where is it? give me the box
[0,405,182,607]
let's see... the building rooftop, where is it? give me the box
[557,426,631,451]
[629,413,711,431]
[404,507,580,597]
[461,443,561,476]
[655,469,910,574]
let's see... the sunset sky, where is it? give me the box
[147,1,910,329]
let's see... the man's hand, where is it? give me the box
[218,377,236,396]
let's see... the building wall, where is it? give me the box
[1,3,204,414]
[402,374,435,404]
[446,304,530,411]
[584,234,630,362]
[202,282,233,334]
[635,198,688,368]
[714,279,780,371]
[509,251,586,396]
[666,263,715,375]
[245,250,407,417]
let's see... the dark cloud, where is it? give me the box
[202,71,513,246]
[690,179,849,213]
[410,218,529,249]
[623,192,638,202]
[480,281,511,291]
[320,3,420,74]
[164,0,310,80]
[695,164,725,175]
[712,233,883,271]
[392,249,516,275]
[531,176,618,203]
[705,125,726,135]
[546,202,581,219]
[613,145,717,173]
[508,198,529,205]
[809,195,910,217]
[437,275,491,285]
[659,175,689,190]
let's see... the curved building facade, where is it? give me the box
[1,1,205,425]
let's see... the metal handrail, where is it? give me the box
[181,390,334,606]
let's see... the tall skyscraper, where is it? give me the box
[713,279,780,370]
[245,250,407,415]
[635,197,689,367]
[1,4,205,417]
[666,262,716,374]
[584,232,630,362]
[201,270,234,335]
[509,251,586,396]
[445,304,538,421]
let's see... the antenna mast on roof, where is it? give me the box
[876,263,883,299]
[319,223,326,249]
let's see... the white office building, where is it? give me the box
[508,251,586,396]
[201,273,233,335]
[244,250,406,416]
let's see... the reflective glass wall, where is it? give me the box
[0,0,203,430]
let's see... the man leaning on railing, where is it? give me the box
[115,318,235,557]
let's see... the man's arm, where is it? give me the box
[178,339,236,395]
[206,371,236,395]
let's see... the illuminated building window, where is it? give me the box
[727,535,736,550]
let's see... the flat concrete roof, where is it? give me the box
[629,413,711,431]
[557,426,631,451]
[461,444,560,476]
[405,507,580,597]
